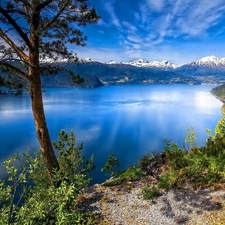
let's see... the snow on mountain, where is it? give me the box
[40,57,69,63]
[40,55,225,69]
[40,57,96,63]
[147,60,178,69]
[78,57,95,63]
[188,55,225,68]
[106,59,178,69]
[107,60,118,64]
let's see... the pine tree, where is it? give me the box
[0,0,99,181]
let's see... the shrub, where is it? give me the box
[139,153,153,173]
[160,117,225,189]
[0,130,97,225]
[103,165,142,186]
[142,185,161,200]
[164,140,189,170]
[158,171,179,189]
[101,153,120,178]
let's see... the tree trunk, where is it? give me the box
[28,10,59,182]
[29,68,59,179]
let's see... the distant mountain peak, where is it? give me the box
[188,55,225,68]
[78,57,95,63]
[105,59,178,69]
[107,60,118,64]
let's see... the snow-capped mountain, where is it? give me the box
[38,55,225,87]
[41,55,225,71]
[40,57,69,63]
[187,56,225,68]
[146,60,178,69]
[40,57,96,63]
[107,60,118,64]
[78,57,95,63]
[106,59,178,69]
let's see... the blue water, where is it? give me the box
[0,84,223,184]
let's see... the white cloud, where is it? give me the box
[137,0,225,47]
[172,0,225,37]
[103,2,121,27]
[146,0,165,12]
[127,35,142,44]
[121,21,137,33]
[74,0,225,66]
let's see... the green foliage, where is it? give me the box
[160,118,225,189]
[52,130,94,189]
[101,153,120,177]
[0,130,97,225]
[0,0,100,86]
[103,165,141,186]
[184,127,196,149]
[142,185,161,200]
[118,166,141,182]
[215,115,225,137]
[211,84,225,102]
[158,171,180,189]
[139,153,153,173]
[164,140,189,170]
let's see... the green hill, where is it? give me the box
[211,84,225,102]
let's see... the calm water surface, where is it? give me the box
[0,84,223,183]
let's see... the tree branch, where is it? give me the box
[0,5,31,50]
[5,9,27,16]
[41,1,69,31]
[36,0,54,12]
[0,29,29,62]
[0,61,29,80]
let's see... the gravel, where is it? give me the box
[77,181,225,225]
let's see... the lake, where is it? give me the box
[0,84,223,184]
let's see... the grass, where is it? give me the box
[103,165,142,186]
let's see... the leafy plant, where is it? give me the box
[103,165,141,186]
[0,130,97,225]
[164,140,189,170]
[185,127,197,149]
[159,115,225,189]
[158,171,180,189]
[139,153,153,173]
[101,153,120,178]
[142,185,161,200]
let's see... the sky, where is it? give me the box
[71,0,225,66]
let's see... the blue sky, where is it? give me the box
[72,0,225,65]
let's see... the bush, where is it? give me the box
[159,116,225,189]
[0,130,97,225]
[101,153,120,178]
[103,165,142,186]
[142,185,161,200]
[164,140,189,170]
[158,171,180,189]
[139,153,153,172]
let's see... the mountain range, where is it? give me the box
[40,55,225,88]
[106,58,178,69]
[80,55,225,70]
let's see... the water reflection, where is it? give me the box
[0,85,223,183]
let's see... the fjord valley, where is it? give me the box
[2,0,225,224]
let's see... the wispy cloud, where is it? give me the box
[146,0,165,12]
[102,1,121,28]
[80,0,225,64]
[171,0,225,37]
[122,0,225,50]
